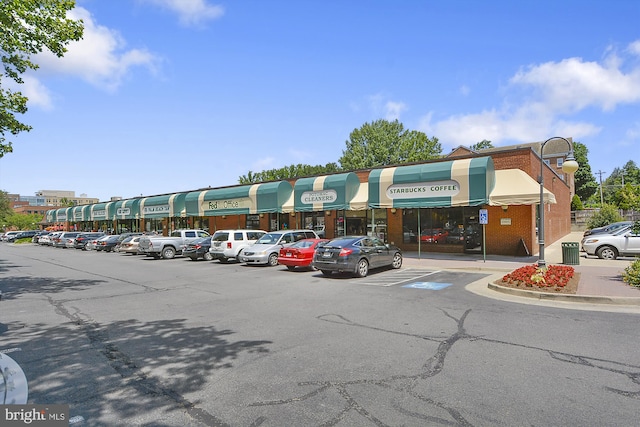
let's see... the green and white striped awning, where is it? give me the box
[293,172,362,212]
[90,202,116,220]
[185,181,293,217]
[114,198,141,219]
[139,193,187,218]
[71,205,91,222]
[368,157,495,208]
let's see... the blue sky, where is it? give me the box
[1,0,639,202]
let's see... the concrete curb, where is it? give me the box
[488,282,640,306]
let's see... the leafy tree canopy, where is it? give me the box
[239,163,341,184]
[1,0,84,157]
[469,139,493,151]
[339,119,442,170]
[572,141,598,203]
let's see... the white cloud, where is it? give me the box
[142,0,224,27]
[33,7,159,92]
[16,76,54,110]
[628,40,640,56]
[367,93,407,121]
[428,42,640,150]
[384,101,407,121]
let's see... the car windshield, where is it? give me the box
[324,237,358,248]
[289,239,318,249]
[255,233,282,244]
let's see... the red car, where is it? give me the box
[278,238,329,271]
[420,228,448,243]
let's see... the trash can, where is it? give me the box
[561,242,580,265]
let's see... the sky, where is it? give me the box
[1,0,639,202]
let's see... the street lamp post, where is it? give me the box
[538,137,579,267]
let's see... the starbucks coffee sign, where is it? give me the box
[386,180,460,199]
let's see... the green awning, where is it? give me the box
[294,172,361,212]
[90,202,116,220]
[185,181,293,217]
[139,193,187,218]
[114,198,141,220]
[55,207,72,222]
[368,157,495,208]
[45,210,56,223]
[71,205,91,222]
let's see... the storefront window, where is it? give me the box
[246,214,260,229]
[145,219,163,234]
[402,207,465,245]
[302,213,325,237]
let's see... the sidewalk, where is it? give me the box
[401,231,640,306]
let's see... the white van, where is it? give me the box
[209,229,267,263]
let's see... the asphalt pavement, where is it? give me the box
[401,231,640,309]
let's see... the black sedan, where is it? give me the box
[183,237,213,261]
[312,236,402,278]
[95,235,121,252]
[74,232,106,250]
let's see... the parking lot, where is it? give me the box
[1,243,639,426]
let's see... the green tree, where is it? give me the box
[602,161,640,206]
[572,141,598,203]
[1,0,84,157]
[586,204,623,229]
[469,139,493,151]
[3,212,43,230]
[571,194,584,210]
[339,119,441,170]
[58,197,75,207]
[239,163,341,184]
[0,190,13,225]
[611,183,640,210]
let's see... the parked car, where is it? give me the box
[0,231,20,242]
[445,228,465,244]
[138,229,209,259]
[278,238,329,271]
[53,232,80,248]
[239,229,319,266]
[118,235,144,255]
[209,229,267,263]
[183,237,213,261]
[32,231,51,243]
[74,232,106,250]
[420,228,448,243]
[583,221,633,237]
[9,230,39,242]
[582,225,639,259]
[95,235,121,252]
[40,232,61,246]
[312,236,403,277]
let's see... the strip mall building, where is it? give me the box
[44,143,573,257]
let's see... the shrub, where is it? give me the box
[571,195,584,211]
[623,259,640,288]
[586,204,623,229]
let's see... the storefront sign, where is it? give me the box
[74,211,83,219]
[143,205,170,215]
[386,180,460,199]
[202,197,250,211]
[92,210,106,218]
[57,213,67,221]
[300,190,338,204]
[117,208,131,216]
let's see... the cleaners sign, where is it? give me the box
[386,180,460,200]
[300,190,338,205]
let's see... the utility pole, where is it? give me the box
[595,170,606,205]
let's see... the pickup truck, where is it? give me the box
[138,229,210,259]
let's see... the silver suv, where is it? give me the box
[239,229,319,266]
[209,229,267,263]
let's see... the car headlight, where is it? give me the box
[584,238,599,244]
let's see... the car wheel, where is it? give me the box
[596,246,618,260]
[203,252,213,261]
[189,256,198,261]
[219,257,229,264]
[286,265,296,271]
[162,246,176,259]
[268,253,279,267]
[391,252,403,269]
[321,270,332,276]
[355,258,369,278]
